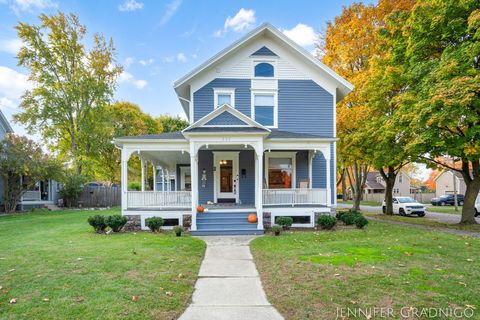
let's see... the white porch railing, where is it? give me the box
[127,191,191,208]
[262,188,328,206]
[21,191,42,201]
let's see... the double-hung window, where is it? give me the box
[214,88,235,108]
[253,93,276,127]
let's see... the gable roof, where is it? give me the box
[251,46,278,56]
[435,170,465,182]
[183,104,270,134]
[365,172,385,190]
[174,23,354,118]
[0,109,13,133]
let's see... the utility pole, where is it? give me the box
[452,157,458,211]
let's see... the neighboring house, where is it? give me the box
[364,170,412,196]
[435,170,466,197]
[113,23,353,234]
[0,109,60,211]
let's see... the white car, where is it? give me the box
[382,197,426,217]
[475,194,480,217]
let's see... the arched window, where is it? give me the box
[254,63,274,77]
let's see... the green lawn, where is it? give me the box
[427,206,462,214]
[339,200,382,206]
[365,212,480,232]
[0,208,205,320]
[251,222,480,320]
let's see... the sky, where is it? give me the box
[0,0,376,136]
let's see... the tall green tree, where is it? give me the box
[14,12,122,174]
[157,114,189,132]
[400,0,480,224]
[0,134,62,213]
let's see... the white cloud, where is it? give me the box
[10,0,57,13]
[118,0,143,12]
[118,71,148,89]
[0,97,17,110]
[176,53,187,63]
[0,66,32,99]
[0,38,22,55]
[162,56,175,63]
[124,57,135,67]
[159,0,182,25]
[282,23,318,47]
[215,8,255,37]
[139,58,154,66]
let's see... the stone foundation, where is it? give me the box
[263,212,271,229]
[124,215,141,231]
[182,214,192,230]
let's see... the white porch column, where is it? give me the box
[121,148,129,211]
[152,165,156,191]
[325,148,331,207]
[140,158,145,192]
[257,151,264,230]
[190,153,198,231]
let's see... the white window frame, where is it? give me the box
[264,152,297,189]
[252,59,277,79]
[213,88,235,109]
[251,89,278,128]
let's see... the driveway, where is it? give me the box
[337,203,480,224]
[179,236,283,320]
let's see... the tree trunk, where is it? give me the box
[346,162,369,212]
[380,166,397,215]
[458,160,479,224]
[341,171,348,201]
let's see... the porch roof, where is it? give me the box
[114,128,335,142]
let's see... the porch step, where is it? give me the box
[193,211,262,235]
[190,229,264,236]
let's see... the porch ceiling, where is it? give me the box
[139,150,190,169]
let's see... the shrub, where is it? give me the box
[128,181,141,191]
[88,215,107,233]
[105,215,127,232]
[355,216,369,229]
[317,215,337,230]
[336,210,350,220]
[173,225,184,236]
[272,224,282,236]
[276,216,293,229]
[60,172,85,207]
[145,217,164,232]
[340,212,360,225]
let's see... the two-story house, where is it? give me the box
[114,23,353,235]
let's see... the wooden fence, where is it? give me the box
[362,192,436,204]
[77,187,121,208]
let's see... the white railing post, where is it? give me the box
[190,153,198,231]
[121,149,129,211]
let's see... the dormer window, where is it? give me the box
[254,62,274,77]
[214,88,235,108]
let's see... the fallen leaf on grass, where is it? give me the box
[467,259,473,262]
[165,291,174,297]
[8,269,15,272]
[350,300,358,304]
[177,273,184,279]
[74,297,84,303]
[159,287,164,292]
[132,296,139,302]
[43,298,49,302]
[9,298,17,304]
[76,258,83,261]
[466,304,476,310]
[404,252,413,256]
[398,264,406,267]
[459,282,467,287]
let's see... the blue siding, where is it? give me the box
[296,151,309,188]
[204,111,248,126]
[239,150,255,205]
[252,46,277,56]
[193,79,251,121]
[198,150,214,204]
[312,153,326,189]
[278,80,334,136]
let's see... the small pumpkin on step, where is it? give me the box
[247,214,257,223]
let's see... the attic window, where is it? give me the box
[214,88,235,108]
[254,63,274,77]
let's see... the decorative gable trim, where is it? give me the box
[251,46,278,57]
[204,111,248,126]
[183,104,271,132]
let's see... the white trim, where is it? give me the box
[264,151,297,189]
[251,89,278,128]
[213,151,240,203]
[252,59,277,79]
[213,88,236,109]
[267,207,330,228]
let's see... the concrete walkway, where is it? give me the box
[179,236,284,320]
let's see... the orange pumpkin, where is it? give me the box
[247,214,257,223]
[197,205,204,213]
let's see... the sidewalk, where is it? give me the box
[179,236,283,320]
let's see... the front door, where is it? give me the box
[214,152,239,203]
